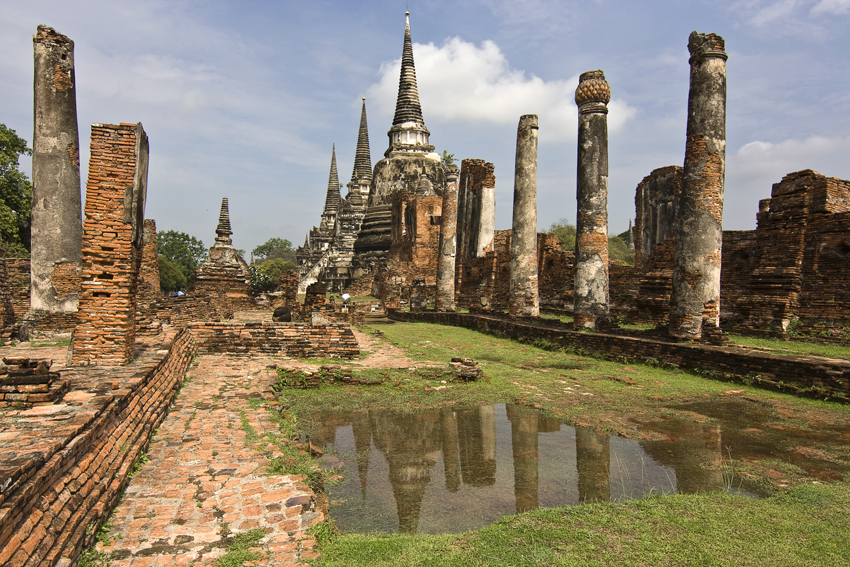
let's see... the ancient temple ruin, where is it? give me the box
[70,122,148,366]
[351,12,447,277]
[193,198,252,309]
[297,100,373,292]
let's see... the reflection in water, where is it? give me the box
[314,403,680,534]
[308,400,849,534]
[506,404,538,513]
[576,427,610,503]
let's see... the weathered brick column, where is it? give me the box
[138,219,161,302]
[573,70,611,330]
[436,164,459,311]
[29,25,83,318]
[509,115,539,317]
[670,32,727,339]
[71,123,148,365]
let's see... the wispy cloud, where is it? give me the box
[812,0,850,14]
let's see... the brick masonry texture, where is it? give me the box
[96,355,323,566]
[71,123,148,366]
[0,328,195,567]
[188,322,359,359]
[389,310,850,401]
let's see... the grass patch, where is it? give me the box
[216,528,267,567]
[29,338,72,347]
[729,335,850,360]
[315,481,850,566]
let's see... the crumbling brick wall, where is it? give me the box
[457,230,511,312]
[71,123,147,366]
[188,321,359,358]
[6,259,30,320]
[0,328,194,566]
[378,192,442,308]
[538,233,574,310]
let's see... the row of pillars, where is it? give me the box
[434,31,727,340]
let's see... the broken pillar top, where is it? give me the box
[215,197,233,243]
[575,70,610,112]
[34,24,73,47]
[688,31,727,62]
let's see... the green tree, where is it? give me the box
[158,256,187,292]
[257,257,295,282]
[548,219,576,252]
[157,230,206,287]
[252,237,295,263]
[440,149,455,166]
[548,219,634,266]
[0,124,33,257]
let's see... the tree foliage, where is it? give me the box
[257,257,295,282]
[0,124,33,257]
[158,256,187,292]
[440,149,456,166]
[252,237,295,263]
[249,264,275,292]
[548,219,576,252]
[547,219,635,266]
[157,230,206,289]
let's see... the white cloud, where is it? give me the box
[749,0,803,26]
[811,0,850,14]
[733,135,850,180]
[366,37,636,142]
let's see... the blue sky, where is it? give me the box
[2,0,849,254]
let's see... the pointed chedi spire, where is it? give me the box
[323,144,341,216]
[350,98,372,184]
[215,197,233,244]
[385,12,434,157]
[393,12,425,126]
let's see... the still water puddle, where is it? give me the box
[303,402,846,534]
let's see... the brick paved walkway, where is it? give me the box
[98,355,323,566]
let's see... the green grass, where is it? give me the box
[313,481,850,566]
[216,528,267,567]
[729,335,850,360]
[284,322,850,436]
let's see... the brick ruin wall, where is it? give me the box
[390,310,850,401]
[71,123,146,365]
[6,259,31,321]
[378,193,443,308]
[457,231,574,313]
[0,328,195,567]
[188,322,359,358]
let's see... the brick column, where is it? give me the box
[573,70,611,330]
[509,115,540,317]
[670,32,727,339]
[436,165,459,311]
[71,123,148,366]
[29,25,83,317]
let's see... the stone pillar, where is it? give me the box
[669,32,727,339]
[509,115,539,317]
[71,123,148,366]
[573,70,611,329]
[29,25,83,318]
[436,165,459,311]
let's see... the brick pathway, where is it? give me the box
[98,355,323,566]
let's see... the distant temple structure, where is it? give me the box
[298,12,447,293]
